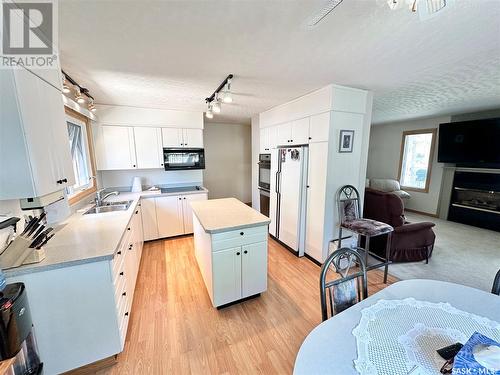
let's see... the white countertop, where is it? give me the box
[190,198,270,233]
[4,187,208,277]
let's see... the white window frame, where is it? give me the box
[65,114,93,197]
[397,128,437,193]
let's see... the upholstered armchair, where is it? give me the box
[363,188,436,263]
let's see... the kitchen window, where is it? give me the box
[65,108,96,203]
[398,128,436,192]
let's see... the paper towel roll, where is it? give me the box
[131,176,142,192]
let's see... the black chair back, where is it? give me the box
[319,247,368,321]
[492,269,500,296]
[337,185,362,225]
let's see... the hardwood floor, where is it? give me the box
[94,236,396,375]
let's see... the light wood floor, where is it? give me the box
[92,236,396,375]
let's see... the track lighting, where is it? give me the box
[205,74,234,118]
[62,74,71,94]
[205,103,214,119]
[62,70,96,113]
[212,96,221,113]
[88,99,96,112]
[222,79,233,103]
[75,88,85,104]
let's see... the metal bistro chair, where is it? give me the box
[320,248,368,321]
[337,185,394,283]
[492,269,500,296]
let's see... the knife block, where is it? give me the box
[23,248,46,265]
[0,236,32,269]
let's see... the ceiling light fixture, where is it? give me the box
[75,88,85,104]
[205,103,214,119]
[387,0,448,15]
[222,79,233,103]
[212,94,221,113]
[62,74,71,94]
[205,74,234,118]
[88,99,96,112]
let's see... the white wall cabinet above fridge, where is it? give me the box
[93,125,204,171]
[0,67,74,199]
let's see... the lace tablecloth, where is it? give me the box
[352,298,500,375]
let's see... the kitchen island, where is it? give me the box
[191,198,271,308]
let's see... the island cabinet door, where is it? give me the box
[156,196,184,238]
[241,242,268,298]
[212,247,242,307]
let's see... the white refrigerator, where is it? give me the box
[269,146,308,256]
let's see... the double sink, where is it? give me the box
[84,186,203,215]
[84,200,133,215]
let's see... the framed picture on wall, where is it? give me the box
[339,130,355,153]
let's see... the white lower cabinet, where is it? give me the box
[212,241,268,306]
[193,217,268,308]
[156,196,185,238]
[212,247,242,306]
[111,206,144,348]
[141,192,208,240]
[141,197,159,241]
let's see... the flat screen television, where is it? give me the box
[437,118,500,166]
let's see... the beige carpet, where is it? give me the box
[387,212,500,292]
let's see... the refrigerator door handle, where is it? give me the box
[275,171,280,194]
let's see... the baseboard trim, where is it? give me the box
[63,355,117,374]
[405,208,439,218]
[304,253,322,267]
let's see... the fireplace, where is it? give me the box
[448,170,500,231]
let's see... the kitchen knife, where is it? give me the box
[35,233,54,249]
[21,217,38,236]
[29,228,53,248]
[25,212,46,237]
[30,224,45,240]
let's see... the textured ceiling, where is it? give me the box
[59,0,500,125]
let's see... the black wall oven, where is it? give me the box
[258,154,271,217]
[258,154,271,190]
[163,148,205,170]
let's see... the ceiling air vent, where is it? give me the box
[303,0,345,29]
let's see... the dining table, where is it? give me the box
[293,279,500,375]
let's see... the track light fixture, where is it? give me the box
[62,74,71,94]
[222,78,233,103]
[61,70,97,113]
[205,103,214,119]
[205,74,234,118]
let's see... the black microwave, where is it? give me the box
[163,148,205,170]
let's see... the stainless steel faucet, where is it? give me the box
[95,189,119,206]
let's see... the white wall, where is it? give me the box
[251,115,260,210]
[367,115,451,215]
[202,122,252,203]
[98,170,203,189]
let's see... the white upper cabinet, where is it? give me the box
[260,128,269,153]
[0,68,74,199]
[291,118,310,145]
[161,128,203,148]
[161,128,183,148]
[309,112,330,143]
[95,126,137,170]
[134,127,163,169]
[183,129,203,148]
[276,122,292,146]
